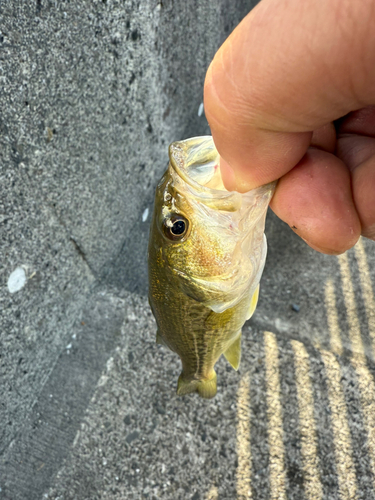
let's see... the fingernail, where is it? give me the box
[219,157,238,191]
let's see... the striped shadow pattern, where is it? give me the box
[234,239,375,500]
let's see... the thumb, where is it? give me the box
[204,0,375,191]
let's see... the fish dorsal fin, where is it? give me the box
[247,284,260,320]
[223,333,242,371]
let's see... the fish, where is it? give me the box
[148,136,275,399]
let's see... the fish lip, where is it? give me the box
[168,136,276,212]
[168,136,242,210]
[168,136,220,192]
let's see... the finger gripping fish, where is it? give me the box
[148,136,275,399]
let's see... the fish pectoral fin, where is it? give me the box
[223,333,242,371]
[246,284,260,320]
[177,371,217,399]
[156,330,168,347]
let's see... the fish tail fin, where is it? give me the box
[197,372,217,399]
[177,375,199,396]
[177,371,217,399]
[223,332,241,370]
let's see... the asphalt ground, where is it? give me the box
[3,211,375,500]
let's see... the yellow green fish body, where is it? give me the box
[148,137,274,398]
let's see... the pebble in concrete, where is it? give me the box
[7,267,27,294]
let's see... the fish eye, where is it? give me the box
[171,219,185,235]
[163,214,189,241]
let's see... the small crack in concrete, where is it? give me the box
[69,237,97,279]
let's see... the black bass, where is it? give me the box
[148,136,274,398]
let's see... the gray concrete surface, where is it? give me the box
[2,1,375,500]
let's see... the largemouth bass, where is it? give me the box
[148,136,274,398]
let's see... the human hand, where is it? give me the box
[204,0,375,254]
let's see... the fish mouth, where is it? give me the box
[168,136,243,212]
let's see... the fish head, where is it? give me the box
[149,136,275,313]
